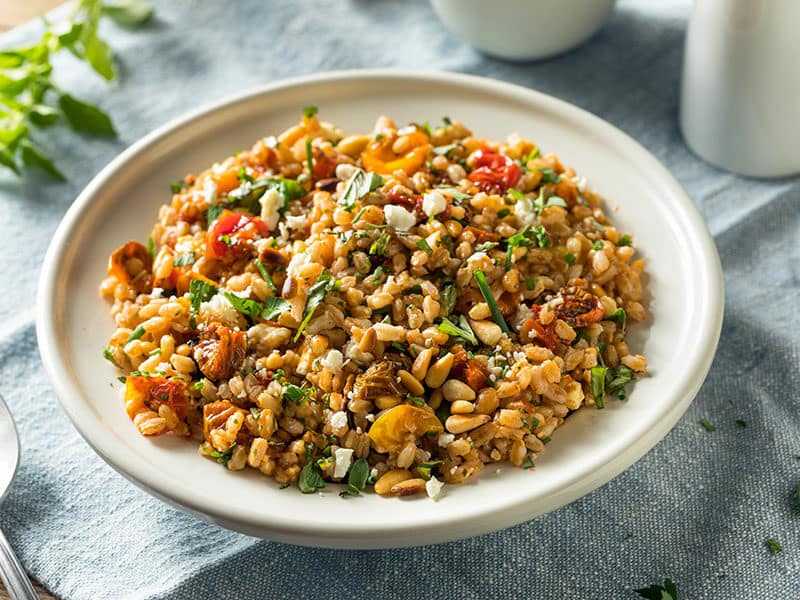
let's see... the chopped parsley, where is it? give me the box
[699,417,716,432]
[173,252,195,267]
[127,325,146,343]
[475,241,499,253]
[294,269,338,341]
[406,394,426,407]
[635,578,678,600]
[564,252,576,266]
[169,181,183,194]
[438,315,477,346]
[227,176,305,215]
[592,218,607,232]
[433,143,458,157]
[372,265,384,285]
[533,167,560,183]
[525,277,538,291]
[305,138,314,178]
[592,240,605,251]
[283,383,314,405]
[618,234,632,247]
[474,270,510,334]
[607,307,626,329]
[146,236,156,260]
[521,456,535,470]
[262,297,291,321]
[117,375,127,384]
[302,105,318,119]
[206,203,225,225]
[416,238,433,255]
[340,458,370,497]
[416,460,442,480]
[192,380,204,390]
[369,231,391,256]
[103,346,121,368]
[497,208,511,219]
[606,365,635,400]
[439,283,457,318]
[223,292,265,321]
[189,279,217,328]
[767,538,783,555]
[421,121,433,138]
[209,443,237,465]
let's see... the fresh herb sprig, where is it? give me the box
[0,0,154,178]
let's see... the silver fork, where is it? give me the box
[0,393,38,600]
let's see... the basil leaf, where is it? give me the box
[298,458,326,493]
[340,168,383,207]
[341,458,370,496]
[58,93,116,136]
[82,31,116,80]
[590,366,607,409]
[262,297,290,320]
[294,269,338,342]
[438,315,477,346]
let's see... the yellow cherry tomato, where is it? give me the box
[361,130,430,176]
[367,404,443,453]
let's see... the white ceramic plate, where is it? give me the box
[36,70,723,549]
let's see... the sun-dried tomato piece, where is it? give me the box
[311,147,337,180]
[468,148,522,194]
[520,304,560,350]
[193,323,247,381]
[554,287,604,327]
[125,375,188,421]
[108,241,152,292]
[464,225,501,244]
[202,400,248,443]
[206,210,269,262]
[451,350,489,391]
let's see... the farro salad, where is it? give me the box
[100,107,648,500]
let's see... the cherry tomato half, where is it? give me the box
[206,209,269,261]
[468,148,522,194]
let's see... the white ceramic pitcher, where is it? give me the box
[680,0,800,177]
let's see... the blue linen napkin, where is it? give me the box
[1,1,798,598]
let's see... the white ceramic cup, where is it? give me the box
[680,0,800,177]
[430,0,617,61]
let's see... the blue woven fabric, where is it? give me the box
[0,1,798,598]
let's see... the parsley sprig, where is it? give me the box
[0,0,154,178]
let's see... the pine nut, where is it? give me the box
[442,379,476,402]
[375,395,401,410]
[336,134,370,157]
[373,323,406,342]
[450,400,475,414]
[424,352,454,388]
[469,319,503,346]
[374,468,412,496]
[412,347,434,381]
[398,370,424,396]
[468,302,491,320]
[496,381,521,399]
[390,478,426,496]
[359,327,377,353]
[445,414,490,434]
[474,388,499,415]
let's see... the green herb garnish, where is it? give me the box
[103,346,121,368]
[209,443,237,465]
[262,297,290,321]
[590,366,607,409]
[521,456,535,469]
[227,177,305,215]
[206,203,225,225]
[767,538,783,555]
[439,283,457,318]
[340,458,370,497]
[417,460,442,480]
[534,167,560,183]
[223,292,264,321]
[146,236,156,260]
[253,258,278,294]
[433,143,457,157]
[699,417,716,432]
[302,105,318,119]
[283,383,314,405]
[635,578,678,600]
[564,252,576,266]
[474,270,510,334]
[369,231,391,256]
[340,168,383,208]
[298,452,326,494]
[416,238,433,254]
[127,324,145,342]
[189,279,216,328]
[607,307,626,329]
[173,252,195,267]
[294,269,338,342]
[438,315,478,346]
[169,181,183,194]
[618,234,632,247]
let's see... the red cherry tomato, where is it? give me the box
[468,148,522,194]
[206,209,269,261]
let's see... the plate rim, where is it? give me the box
[35,68,724,548]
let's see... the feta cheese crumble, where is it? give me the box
[259,187,283,230]
[200,293,241,329]
[329,411,348,430]
[437,433,455,448]
[320,349,344,374]
[514,195,537,228]
[421,190,446,218]
[426,476,445,500]
[384,205,416,231]
[333,447,354,479]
